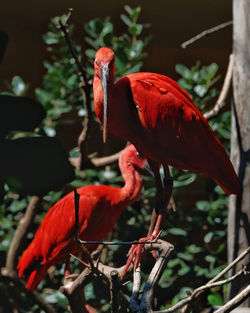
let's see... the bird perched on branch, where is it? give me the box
[93,47,239,272]
[18,144,148,290]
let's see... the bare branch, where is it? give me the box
[69,149,122,169]
[204,54,233,120]
[153,246,250,313]
[110,270,120,313]
[207,246,250,285]
[58,9,87,84]
[5,196,42,273]
[130,265,141,312]
[139,241,174,312]
[181,21,233,49]
[214,284,250,313]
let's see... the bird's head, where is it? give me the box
[119,145,149,172]
[94,47,115,143]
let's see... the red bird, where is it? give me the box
[17,144,147,290]
[93,47,239,269]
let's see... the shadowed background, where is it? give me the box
[0,0,232,94]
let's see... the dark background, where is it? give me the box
[0,0,232,94]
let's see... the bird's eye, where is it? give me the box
[136,152,141,158]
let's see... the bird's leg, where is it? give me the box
[64,256,71,277]
[152,166,173,237]
[122,160,165,277]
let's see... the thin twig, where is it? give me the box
[181,21,233,49]
[207,246,250,285]
[204,54,233,120]
[5,196,42,274]
[152,246,250,313]
[69,150,122,169]
[58,9,87,84]
[214,284,250,313]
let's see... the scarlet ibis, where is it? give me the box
[17,144,147,290]
[93,47,239,270]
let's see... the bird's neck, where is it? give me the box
[119,163,143,207]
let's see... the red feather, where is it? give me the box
[17,145,146,290]
[93,48,239,195]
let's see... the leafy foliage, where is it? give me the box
[0,5,233,313]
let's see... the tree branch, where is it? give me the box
[5,196,42,274]
[110,270,120,313]
[151,246,250,313]
[181,21,233,49]
[214,284,250,313]
[204,54,233,120]
[139,241,174,313]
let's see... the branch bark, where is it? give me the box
[181,21,233,49]
[228,0,250,306]
[204,54,233,120]
[214,284,250,313]
[5,196,42,274]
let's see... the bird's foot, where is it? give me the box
[121,233,159,277]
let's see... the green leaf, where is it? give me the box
[168,228,187,236]
[85,49,96,59]
[11,76,27,96]
[124,5,133,15]
[178,264,191,276]
[129,24,143,36]
[204,231,213,243]
[177,252,193,261]
[175,64,190,78]
[194,84,207,97]
[123,62,142,75]
[207,293,224,306]
[131,7,141,21]
[207,63,218,80]
[196,200,210,212]
[120,14,132,27]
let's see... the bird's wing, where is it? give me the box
[127,72,206,129]
[126,73,239,194]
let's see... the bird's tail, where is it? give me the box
[17,243,47,290]
[212,159,239,195]
[25,266,49,290]
[205,129,239,195]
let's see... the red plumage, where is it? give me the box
[17,145,147,290]
[93,48,239,195]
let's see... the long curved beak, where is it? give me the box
[100,64,110,143]
[144,161,154,177]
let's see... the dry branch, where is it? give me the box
[214,284,250,313]
[139,241,174,313]
[151,246,250,313]
[204,54,233,120]
[5,196,42,274]
[58,9,125,171]
[181,21,233,49]
[110,270,120,313]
